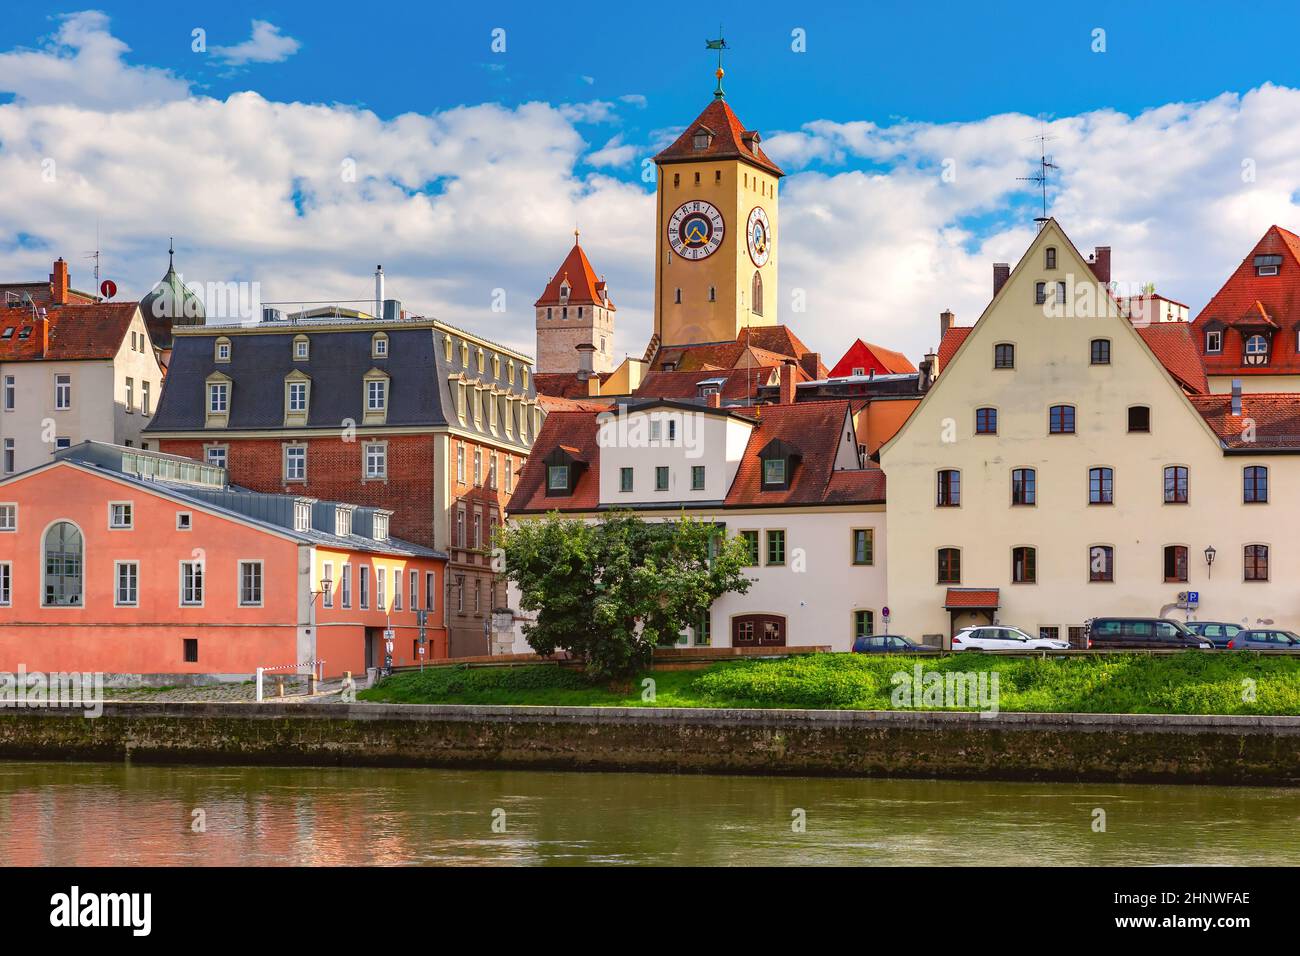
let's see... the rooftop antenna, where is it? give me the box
[1018,121,1058,226]
[83,217,102,300]
[705,27,729,99]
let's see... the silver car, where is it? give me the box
[952,625,1069,651]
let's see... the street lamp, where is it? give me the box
[1204,546,1216,579]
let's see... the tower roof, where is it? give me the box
[534,236,615,309]
[139,239,205,348]
[654,99,784,178]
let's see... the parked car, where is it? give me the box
[1225,629,1300,651]
[951,625,1069,651]
[1085,617,1212,650]
[851,634,927,654]
[1184,621,1245,649]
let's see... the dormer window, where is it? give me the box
[1255,254,1282,276]
[335,507,353,537]
[543,446,586,497]
[548,464,569,492]
[215,337,231,363]
[693,127,713,150]
[1245,334,1270,366]
[372,332,389,358]
[559,281,570,304]
[293,500,312,532]
[1206,330,1222,353]
[758,438,801,491]
[293,335,310,361]
[374,513,390,541]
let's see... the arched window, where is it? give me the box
[1244,334,1269,365]
[751,271,764,316]
[1045,247,1057,269]
[43,521,83,606]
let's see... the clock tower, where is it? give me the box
[653,69,783,347]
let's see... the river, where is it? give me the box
[1,761,1297,865]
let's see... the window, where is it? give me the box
[364,442,387,479]
[288,381,308,412]
[180,560,204,606]
[1163,545,1188,583]
[1089,546,1114,582]
[1088,467,1114,505]
[372,333,389,358]
[1244,334,1269,365]
[1090,339,1111,365]
[457,444,465,483]
[473,512,483,549]
[2,439,11,475]
[1049,404,1075,434]
[341,564,352,608]
[994,343,1015,368]
[1012,546,1036,584]
[426,572,436,612]
[109,502,133,529]
[1244,544,1269,581]
[367,378,387,411]
[294,336,310,361]
[0,504,14,531]
[975,407,997,434]
[55,374,71,410]
[323,564,334,608]
[239,561,263,606]
[377,568,386,610]
[474,449,482,484]
[1045,247,1057,269]
[1255,254,1282,276]
[0,562,9,606]
[1164,466,1188,504]
[2,375,12,411]
[1244,466,1268,503]
[1055,281,1067,304]
[547,464,569,491]
[488,454,498,489]
[285,445,306,481]
[176,512,192,530]
[852,529,874,566]
[1034,282,1046,305]
[294,500,311,532]
[1011,468,1036,506]
[691,465,706,491]
[1206,330,1222,354]
[505,457,513,493]
[766,530,786,566]
[620,467,633,492]
[937,548,961,584]
[655,466,669,491]
[115,561,138,606]
[335,507,353,537]
[205,446,227,470]
[455,575,464,613]
[42,521,83,607]
[740,530,759,567]
[208,381,229,414]
[752,271,763,316]
[142,381,151,416]
[763,458,786,486]
[360,566,370,608]
[125,378,134,413]
[183,638,199,663]
[936,469,960,507]
[1127,406,1150,433]
[215,338,231,362]
[456,506,466,547]
[854,610,875,639]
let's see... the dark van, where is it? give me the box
[1086,617,1212,650]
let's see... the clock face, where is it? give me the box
[747,206,772,267]
[667,201,725,260]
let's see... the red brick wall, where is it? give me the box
[159,435,437,548]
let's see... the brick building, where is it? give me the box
[145,315,539,656]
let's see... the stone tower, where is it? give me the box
[534,231,617,375]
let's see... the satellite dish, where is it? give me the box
[100,279,117,300]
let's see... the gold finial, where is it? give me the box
[706,29,728,99]
[574,227,580,244]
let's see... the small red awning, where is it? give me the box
[944,588,1000,610]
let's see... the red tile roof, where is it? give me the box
[944,588,1000,609]
[654,99,784,177]
[936,326,972,373]
[1191,225,1300,375]
[0,301,139,362]
[534,371,614,399]
[828,338,917,377]
[1134,322,1207,394]
[634,367,776,402]
[508,411,602,513]
[724,401,886,507]
[1189,392,1300,450]
[537,394,609,412]
[534,239,615,309]
[651,325,826,377]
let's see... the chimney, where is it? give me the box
[939,309,955,339]
[1231,378,1243,417]
[705,391,721,409]
[50,258,69,306]
[575,342,596,381]
[798,351,821,380]
[374,265,384,319]
[779,359,797,405]
[37,307,49,356]
[993,263,1011,297]
[919,351,937,392]
[1089,247,1112,285]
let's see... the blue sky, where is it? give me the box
[2,3,1299,361]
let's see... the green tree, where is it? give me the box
[501,511,753,680]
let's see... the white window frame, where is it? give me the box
[208,382,229,414]
[238,561,264,608]
[377,567,387,611]
[2,375,14,412]
[180,561,204,607]
[176,511,192,531]
[364,442,387,479]
[0,503,16,533]
[322,562,334,608]
[114,560,139,607]
[284,444,307,482]
[55,373,72,410]
[0,561,11,606]
[2,438,12,475]
[108,501,134,530]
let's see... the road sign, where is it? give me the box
[882,606,891,619]
[1186,591,1199,605]
[100,279,117,299]
[383,628,395,640]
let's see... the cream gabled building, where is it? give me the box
[881,219,1300,644]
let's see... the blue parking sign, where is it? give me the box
[1187,591,1199,604]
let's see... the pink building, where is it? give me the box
[0,442,447,681]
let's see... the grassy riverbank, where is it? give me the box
[359,651,1300,715]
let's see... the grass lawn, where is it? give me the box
[359,651,1300,716]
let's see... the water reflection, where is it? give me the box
[0,762,1297,866]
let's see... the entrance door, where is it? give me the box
[364,630,376,670]
[732,614,786,647]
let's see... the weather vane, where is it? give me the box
[1018,122,1058,224]
[706,28,729,99]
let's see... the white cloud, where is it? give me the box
[0,11,188,108]
[619,94,647,108]
[1,15,1298,369]
[211,20,301,66]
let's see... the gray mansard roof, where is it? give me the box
[145,320,537,451]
